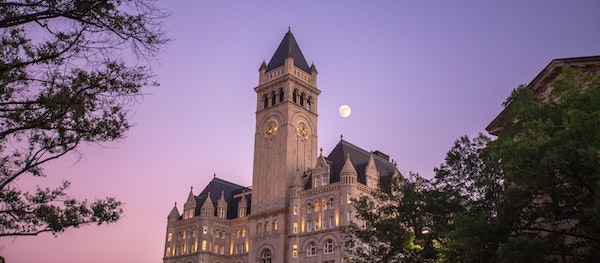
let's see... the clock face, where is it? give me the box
[296,121,309,138]
[264,119,278,136]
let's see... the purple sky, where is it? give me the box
[2,1,600,262]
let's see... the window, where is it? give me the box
[322,199,327,210]
[271,91,276,105]
[347,211,352,223]
[324,239,334,254]
[242,228,246,237]
[167,232,172,241]
[347,193,352,204]
[215,230,220,239]
[315,175,320,187]
[300,92,305,106]
[263,94,268,108]
[293,205,298,215]
[329,216,334,228]
[265,221,270,233]
[273,219,278,231]
[261,249,272,263]
[166,247,171,256]
[203,226,208,234]
[257,223,262,234]
[307,203,312,213]
[315,201,320,212]
[202,240,207,251]
[236,229,241,238]
[221,230,226,239]
[293,89,298,103]
[306,96,312,110]
[218,207,226,218]
[307,242,317,256]
[293,222,298,233]
[328,198,334,209]
[279,88,284,102]
[292,244,298,258]
[238,207,245,217]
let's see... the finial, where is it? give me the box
[320,147,323,155]
[214,173,216,178]
[174,202,177,206]
[288,26,291,32]
[340,134,344,140]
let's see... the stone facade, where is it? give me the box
[163,30,400,263]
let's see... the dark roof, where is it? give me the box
[267,29,311,73]
[196,177,251,219]
[324,138,398,190]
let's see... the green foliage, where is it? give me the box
[491,67,600,262]
[0,0,168,236]
[344,173,432,263]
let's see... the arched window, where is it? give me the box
[324,239,335,254]
[242,228,246,237]
[236,229,241,238]
[261,249,272,263]
[300,92,305,106]
[314,201,320,212]
[307,203,312,213]
[257,223,262,234]
[273,219,278,231]
[221,230,226,239]
[292,244,298,258]
[279,88,284,102]
[271,91,276,105]
[293,89,298,103]
[265,221,270,233]
[263,94,268,109]
[328,198,334,209]
[306,96,312,110]
[322,199,327,210]
[307,242,317,256]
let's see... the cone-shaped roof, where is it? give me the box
[267,28,311,73]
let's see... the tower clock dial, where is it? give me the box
[264,119,278,136]
[296,121,309,138]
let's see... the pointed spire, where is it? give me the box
[267,29,310,73]
[340,153,358,177]
[168,202,180,219]
[259,60,267,71]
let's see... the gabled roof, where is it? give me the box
[486,55,600,136]
[325,138,399,189]
[267,29,311,73]
[196,176,251,219]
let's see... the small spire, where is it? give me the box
[320,147,323,155]
[288,26,291,33]
[214,173,216,178]
[340,134,344,140]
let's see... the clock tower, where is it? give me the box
[251,29,320,214]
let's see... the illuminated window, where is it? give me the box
[265,221,270,233]
[324,239,334,254]
[167,232,172,241]
[203,226,208,234]
[214,244,219,253]
[292,244,298,258]
[322,199,327,210]
[315,201,320,212]
[293,205,298,215]
[273,219,278,231]
[218,207,226,218]
[307,242,317,256]
[166,247,171,256]
[238,207,245,217]
[293,222,298,233]
[347,193,352,204]
[242,228,246,237]
[237,229,241,238]
[202,240,207,251]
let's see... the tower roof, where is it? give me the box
[267,29,311,73]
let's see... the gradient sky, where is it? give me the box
[2,1,600,262]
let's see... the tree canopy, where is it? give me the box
[346,67,600,262]
[0,0,168,236]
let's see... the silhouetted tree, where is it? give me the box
[0,0,168,236]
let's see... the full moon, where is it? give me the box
[339,105,352,117]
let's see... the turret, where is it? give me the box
[217,191,227,219]
[168,202,180,222]
[201,192,215,218]
[340,153,358,185]
[183,187,196,219]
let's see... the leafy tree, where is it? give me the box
[344,172,432,263]
[491,67,600,262]
[0,0,168,236]
[429,134,506,263]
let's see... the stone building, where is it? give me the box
[163,30,400,263]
